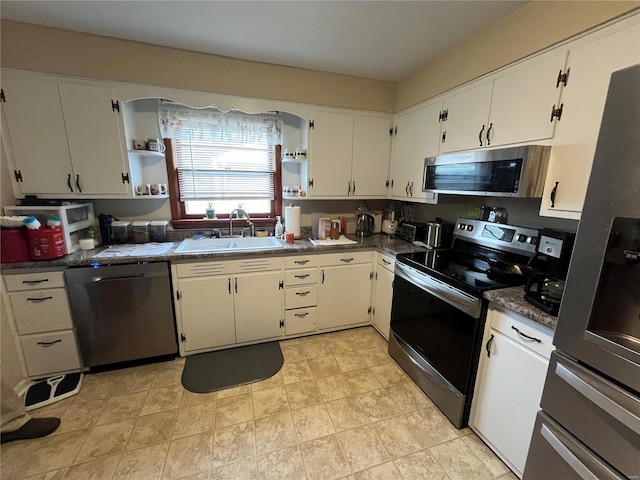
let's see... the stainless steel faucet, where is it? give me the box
[229,209,254,237]
[210,229,223,238]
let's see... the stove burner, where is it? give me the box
[449,272,466,281]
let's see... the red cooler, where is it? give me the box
[27,227,66,260]
[0,227,30,263]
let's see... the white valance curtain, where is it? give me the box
[158,101,283,201]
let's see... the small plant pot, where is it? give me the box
[205,209,216,219]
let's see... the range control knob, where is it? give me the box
[458,223,466,230]
[528,236,539,245]
[516,234,528,243]
[466,225,474,231]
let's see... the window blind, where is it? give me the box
[159,102,282,201]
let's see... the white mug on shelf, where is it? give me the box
[147,139,166,153]
[136,183,151,195]
[159,183,168,195]
[132,139,147,150]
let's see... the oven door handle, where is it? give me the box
[395,263,481,318]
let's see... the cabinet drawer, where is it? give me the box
[174,257,282,278]
[4,271,66,291]
[284,255,318,269]
[319,251,373,267]
[285,268,318,286]
[285,286,318,309]
[490,307,554,360]
[377,253,395,273]
[285,307,317,336]
[20,331,82,377]
[10,289,73,335]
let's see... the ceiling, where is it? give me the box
[0,1,527,82]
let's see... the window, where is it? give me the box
[159,101,283,224]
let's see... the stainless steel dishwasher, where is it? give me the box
[65,262,178,368]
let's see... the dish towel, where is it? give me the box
[309,236,357,246]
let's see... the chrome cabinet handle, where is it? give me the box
[27,296,53,303]
[294,312,309,318]
[540,424,602,480]
[37,339,62,348]
[511,325,541,343]
[295,291,310,296]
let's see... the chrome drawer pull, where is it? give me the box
[294,312,309,318]
[23,279,49,285]
[27,296,53,303]
[37,339,62,348]
[511,325,541,343]
[294,260,309,265]
[340,258,354,263]
[295,291,310,296]
[295,274,310,279]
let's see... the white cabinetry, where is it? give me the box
[172,257,284,355]
[440,52,567,153]
[390,100,441,203]
[3,270,82,378]
[371,252,395,340]
[283,254,318,336]
[470,305,554,478]
[1,71,131,198]
[539,17,640,219]
[308,110,391,198]
[318,251,373,331]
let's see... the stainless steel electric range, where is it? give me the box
[389,217,540,428]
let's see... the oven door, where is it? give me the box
[389,262,484,427]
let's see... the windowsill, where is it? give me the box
[171,218,277,229]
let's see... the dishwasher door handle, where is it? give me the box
[92,274,145,282]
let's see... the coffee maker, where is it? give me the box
[524,228,576,315]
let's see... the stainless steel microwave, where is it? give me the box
[423,145,551,197]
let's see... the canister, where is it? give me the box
[149,220,169,242]
[131,221,151,243]
[111,221,131,244]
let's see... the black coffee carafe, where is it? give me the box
[524,273,566,316]
[98,214,118,246]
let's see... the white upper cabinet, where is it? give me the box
[308,110,391,198]
[539,17,640,219]
[390,99,442,202]
[440,52,567,154]
[1,71,131,198]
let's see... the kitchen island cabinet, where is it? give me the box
[2,70,131,198]
[539,15,640,220]
[470,304,554,478]
[308,110,391,198]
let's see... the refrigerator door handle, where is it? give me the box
[555,362,640,435]
[540,424,603,480]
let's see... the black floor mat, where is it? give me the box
[181,342,284,393]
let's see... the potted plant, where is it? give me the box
[205,202,216,219]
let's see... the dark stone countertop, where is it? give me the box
[483,286,558,330]
[0,234,425,270]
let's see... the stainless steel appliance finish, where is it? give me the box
[65,262,178,368]
[390,217,540,428]
[423,145,551,197]
[524,65,640,479]
[425,221,454,249]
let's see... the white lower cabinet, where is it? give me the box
[371,253,395,340]
[172,258,284,355]
[3,269,83,378]
[470,305,554,478]
[318,251,373,331]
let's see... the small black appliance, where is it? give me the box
[98,213,118,246]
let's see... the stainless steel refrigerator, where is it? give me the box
[523,64,640,479]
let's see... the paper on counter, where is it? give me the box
[93,242,174,258]
[309,236,357,246]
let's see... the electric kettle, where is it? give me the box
[356,213,375,237]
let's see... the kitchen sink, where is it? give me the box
[175,236,283,253]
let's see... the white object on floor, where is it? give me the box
[24,373,84,411]
[309,236,357,246]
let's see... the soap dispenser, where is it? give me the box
[275,216,284,239]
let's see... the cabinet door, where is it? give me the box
[308,110,353,196]
[1,74,74,195]
[390,100,442,201]
[351,115,391,197]
[372,266,393,340]
[234,271,284,343]
[319,263,372,330]
[176,277,236,352]
[59,82,130,196]
[540,22,640,219]
[440,81,493,153]
[489,52,567,147]
[472,329,549,477]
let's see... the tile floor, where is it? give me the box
[1,326,518,480]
